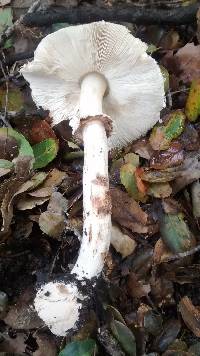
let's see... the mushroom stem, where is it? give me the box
[79,72,107,117]
[72,119,111,279]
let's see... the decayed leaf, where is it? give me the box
[153,239,173,264]
[149,111,185,151]
[39,192,67,239]
[191,180,200,218]
[173,43,200,83]
[1,172,47,233]
[172,150,200,193]
[0,330,26,354]
[111,225,137,258]
[160,213,196,253]
[34,332,57,356]
[179,297,200,338]
[33,138,59,169]
[148,182,172,198]
[4,288,42,330]
[110,320,136,356]
[153,319,181,353]
[141,167,180,183]
[185,79,200,122]
[59,339,96,356]
[0,86,23,111]
[131,137,154,160]
[111,187,157,235]
[150,143,184,170]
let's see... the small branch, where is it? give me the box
[0,0,42,48]
[22,3,199,27]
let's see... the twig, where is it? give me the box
[163,244,200,262]
[0,0,42,48]
[22,3,199,27]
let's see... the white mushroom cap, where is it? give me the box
[21,21,165,149]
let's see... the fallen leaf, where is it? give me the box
[30,120,57,144]
[33,138,59,169]
[39,192,67,239]
[59,339,96,356]
[172,150,200,192]
[17,196,49,210]
[111,187,156,234]
[148,182,172,198]
[0,7,12,34]
[127,272,149,299]
[120,163,147,202]
[0,135,18,160]
[0,127,34,160]
[0,86,23,112]
[4,288,42,329]
[111,225,137,258]
[153,239,173,264]
[179,123,199,151]
[131,137,154,160]
[1,172,47,233]
[179,297,200,338]
[149,110,186,151]
[34,332,57,356]
[150,143,184,170]
[153,319,181,353]
[0,330,26,354]
[141,167,179,183]
[110,320,136,356]
[160,213,196,253]
[185,79,200,121]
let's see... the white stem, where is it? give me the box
[34,72,111,337]
[72,120,111,278]
[79,72,107,117]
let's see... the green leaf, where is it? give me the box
[59,339,96,356]
[160,213,196,253]
[150,110,185,151]
[110,320,136,356]
[33,138,58,169]
[0,7,12,34]
[185,79,200,122]
[0,128,34,158]
[0,159,14,169]
[120,163,146,201]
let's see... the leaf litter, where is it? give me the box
[0,1,200,355]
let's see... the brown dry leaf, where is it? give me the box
[162,198,183,214]
[141,167,180,183]
[131,138,154,160]
[148,182,172,198]
[0,330,26,354]
[4,288,42,330]
[111,225,137,258]
[164,43,200,83]
[127,272,150,299]
[179,296,200,337]
[30,119,57,144]
[34,332,57,356]
[39,192,67,239]
[17,196,49,210]
[0,172,47,234]
[0,135,18,160]
[172,150,200,193]
[150,275,174,306]
[111,187,157,234]
[150,143,184,170]
[153,239,173,264]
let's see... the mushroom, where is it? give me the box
[21,21,165,336]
